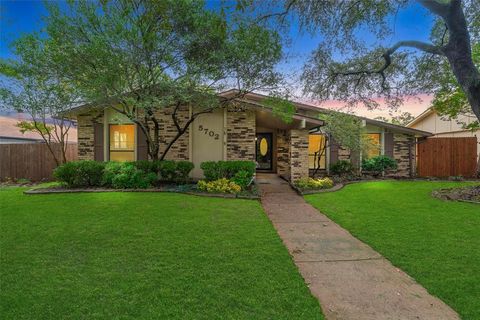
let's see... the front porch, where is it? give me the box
[254,108,322,182]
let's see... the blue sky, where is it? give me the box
[0,0,435,117]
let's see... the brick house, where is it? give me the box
[68,90,431,181]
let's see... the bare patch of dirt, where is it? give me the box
[432,185,480,203]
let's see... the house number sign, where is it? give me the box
[198,125,220,140]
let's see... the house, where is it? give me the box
[0,112,78,144]
[68,91,431,181]
[407,107,480,160]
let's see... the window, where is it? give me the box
[109,124,135,161]
[365,133,381,158]
[308,134,326,169]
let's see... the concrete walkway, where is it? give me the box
[257,173,459,320]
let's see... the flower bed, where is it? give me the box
[432,185,480,203]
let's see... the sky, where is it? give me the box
[0,0,435,119]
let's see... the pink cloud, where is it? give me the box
[301,94,433,119]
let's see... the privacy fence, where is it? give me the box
[0,143,77,181]
[417,137,478,178]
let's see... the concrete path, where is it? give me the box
[257,173,459,320]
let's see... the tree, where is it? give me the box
[260,0,480,123]
[0,36,79,165]
[38,0,285,160]
[375,111,415,126]
[432,42,480,129]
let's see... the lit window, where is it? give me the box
[309,134,326,169]
[365,133,381,158]
[109,124,135,161]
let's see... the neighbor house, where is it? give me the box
[407,107,480,160]
[0,112,78,144]
[68,90,431,181]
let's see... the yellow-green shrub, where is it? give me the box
[197,178,241,194]
[294,177,334,190]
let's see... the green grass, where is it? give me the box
[0,187,323,320]
[305,181,480,320]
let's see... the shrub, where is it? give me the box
[108,163,157,189]
[175,161,194,183]
[133,160,158,174]
[197,178,242,194]
[54,161,105,187]
[231,170,253,190]
[102,162,125,186]
[330,160,354,175]
[157,160,177,182]
[53,162,77,186]
[294,177,334,190]
[361,155,397,175]
[200,161,255,182]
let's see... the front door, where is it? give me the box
[256,133,273,171]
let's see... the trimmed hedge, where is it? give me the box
[362,155,397,175]
[200,161,255,182]
[54,160,194,188]
[54,161,105,187]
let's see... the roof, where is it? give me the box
[222,90,432,137]
[406,107,435,127]
[66,88,431,137]
[0,113,78,142]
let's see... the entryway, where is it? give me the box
[256,133,273,171]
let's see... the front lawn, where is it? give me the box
[305,181,480,320]
[0,187,323,319]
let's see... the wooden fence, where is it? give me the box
[417,137,478,177]
[0,143,77,181]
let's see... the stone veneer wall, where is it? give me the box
[151,106,190,160]
[290,129,309,181]
[276,129,290,177]
[77,111,104,160]
[226,106,256,161]
[390,133,415,177]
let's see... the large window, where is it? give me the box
[308,134,326,169]
[109,124,135,161]
[365,133,381,158]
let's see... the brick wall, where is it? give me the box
[151,106,190,160]
[290,129,309,181]
[77,112,103,160]
[226,106,256,161]
[391,133,415,177]
[276,129,290,177]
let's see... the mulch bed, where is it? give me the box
[23,184,260,200]
[432,185,480,203]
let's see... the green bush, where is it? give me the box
[200,161,255,182]
[197,178,242,194]
[294,177,334,190]
[102,162,125,186]
[157,160,177,182]
[54,161,105,187]
[231,170,253,190]
[110,164,157,189]
[132,160,158,174]
[330,160,355,175]
[361,155,397,175]
[176,161,195,183]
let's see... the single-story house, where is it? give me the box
[68,90,432,181]
[407,107,480,160]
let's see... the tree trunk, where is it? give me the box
[440,0,480,121]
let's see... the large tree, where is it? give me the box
[259,0,480,123]
[38,0,285,160]
[0,36,79,165]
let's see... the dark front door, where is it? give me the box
[256,133,273,171]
